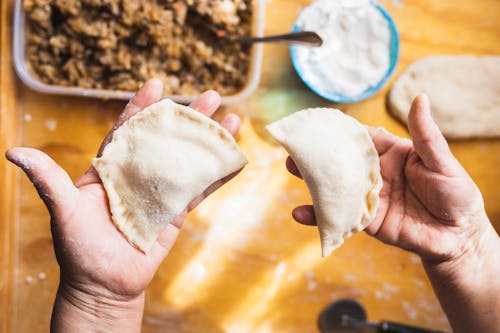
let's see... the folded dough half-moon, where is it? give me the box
[93,98,248,253]
[267,109,382,257]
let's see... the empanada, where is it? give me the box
[93,99,248,252]
[267,108,382,256]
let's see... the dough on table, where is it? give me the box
[267,109,382,257]
[388,55,500,139]
[93,99,248,253]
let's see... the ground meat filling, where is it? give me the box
[23,0,252,95]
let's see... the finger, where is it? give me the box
[75,166,100,187]
[367,126,410,156]
[98,78,164,156]
[156,215,184,250]
[147,222,183,266]
[220,113,241,136]
[407,94,461,176]
[179,103,240,214]
[5,147,78,220]
[150,167,236,261]
[117,78,164,127]
[292,205,317,226]
[185,170,242,214]
[179,112,241,218]
[367,126,413,186]
[188,90,221,117]
[286,156,302,179]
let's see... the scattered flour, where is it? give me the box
[374,290,391,300]
[343,273,359,282]
[44,118,58,131]
[294,0,391,97]
[412,278,425,288]
[307,280,318,291]
[192,262,206,282]
[304,271,318,291]
[25,275,35,285]
[274,262,286,279]
[401,300,418,320]
[382,282,400,294]
[408,253,420,264]
[392,0,405,8]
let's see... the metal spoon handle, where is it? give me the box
[379,321,450,333]
[236,31,323,46]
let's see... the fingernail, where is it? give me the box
[201,90,220,105]
[374,126,390,136]
[149,77,163,87]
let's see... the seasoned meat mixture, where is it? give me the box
[23,0,253,95]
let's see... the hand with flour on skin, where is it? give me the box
[5,78,242,333]
[287,94,500,333]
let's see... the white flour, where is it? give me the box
[294,0,391,98]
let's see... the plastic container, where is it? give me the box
[13,0,264,104]
[290,1,399,103]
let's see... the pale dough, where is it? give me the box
[267,109,382,257]
[93,99,248,253]
[388,55,500,139]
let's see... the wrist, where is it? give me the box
[422,219,499,283]
[422,222,500,333]
[51,279,144,333]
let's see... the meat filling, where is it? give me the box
[23,0,252,96]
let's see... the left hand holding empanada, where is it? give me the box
[6,78,244,332]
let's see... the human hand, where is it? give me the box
[5,79,242,332]
[288,94,496,264]
[288,94,500,333]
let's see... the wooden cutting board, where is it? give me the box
[1,0,499,332]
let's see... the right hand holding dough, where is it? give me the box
[366,94,500,333]
[290,94,498,265]
[290,94,500,333]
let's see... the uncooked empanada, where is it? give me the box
[93,99,248,253]
[267,109,382,257]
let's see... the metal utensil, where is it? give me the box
[188,15,322,47]
[230,31,323,47]
[318,299,450,333]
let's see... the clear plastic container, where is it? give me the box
[13,0,264,104]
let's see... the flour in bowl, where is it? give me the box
[294,0,391,98]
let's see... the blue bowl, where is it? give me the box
[290,2,399,103]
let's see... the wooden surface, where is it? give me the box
[1,0,500,332]
[1,0,19,330]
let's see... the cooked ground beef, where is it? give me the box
[23,0,253,96]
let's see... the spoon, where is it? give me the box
[318,299,450,333]
[189,15,323,47]
[229,31,323,47]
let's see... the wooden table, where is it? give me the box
[1,0,499,332]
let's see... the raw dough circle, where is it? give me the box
[389,55,500,139]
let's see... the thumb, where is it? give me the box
[5,147,78,219]
[407,94,462,176]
